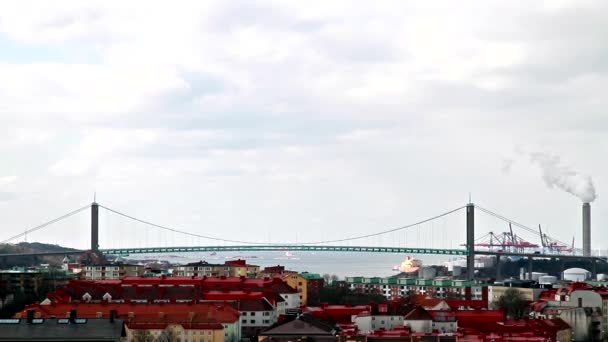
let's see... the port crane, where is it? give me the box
[538,224,574,253]
[471,223,539,253]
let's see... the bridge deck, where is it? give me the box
[100,245,466,256]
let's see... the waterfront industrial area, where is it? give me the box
[0,199,606,341]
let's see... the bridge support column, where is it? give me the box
[91,202,99,252]
[496,255,502,280]
[466,203,475,280]
[527,257,533,280]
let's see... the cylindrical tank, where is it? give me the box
[531,272,548,281]
[563,268,590,282]
[452,266,462,277]
[597,274,608,281]
[418,267,437,280]
[539,276,557,285]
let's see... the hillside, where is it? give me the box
[0,242,79,267]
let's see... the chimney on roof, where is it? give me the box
[69,309,77,323]
[110,309,117,323]
[189,312,195,322]
[26,309,35,324]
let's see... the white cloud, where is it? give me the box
[0,1,606,250]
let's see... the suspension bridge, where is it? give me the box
[0,201,603,280]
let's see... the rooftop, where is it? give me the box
[0,318,123,341]
[20,302,240,324]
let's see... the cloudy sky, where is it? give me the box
[0,0,606,252]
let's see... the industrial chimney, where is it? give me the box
[583,203,591,256]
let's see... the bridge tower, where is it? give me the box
[91,202,99,252]
[466,203,475,280]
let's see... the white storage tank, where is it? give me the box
[563,268,590,282]
[418,266,437,280]
[531,272,548,281]
[452,266,462,277]
[539,276,557,285]
[597,274,608,281]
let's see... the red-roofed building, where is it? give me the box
[403,306,434,333]
[529,283,604,341]
[455,308,505,330]
[39,277,301,339]
[304,304,371,325]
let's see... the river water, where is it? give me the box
[129,251,460,279]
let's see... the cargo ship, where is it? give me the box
[392,257,423,273]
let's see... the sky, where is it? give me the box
[0,0,606,252]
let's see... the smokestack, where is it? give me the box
[583,203,591,257]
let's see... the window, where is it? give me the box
[263,312,270,316]
[250,312,255,316]
[242,319,246,324]
[242,312,247,316]
[250,320,255,324]
[263,320,270,324]
[298,282,303,286]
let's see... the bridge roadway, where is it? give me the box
[99,245,467,256]
[1,247,605,263]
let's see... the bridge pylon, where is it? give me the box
[91,202,99,252]
[466,203,475,280]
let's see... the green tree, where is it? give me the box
[494,288,528,319]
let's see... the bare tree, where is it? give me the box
[132,329,153,342]
[322,274,331,283]
[155,328,177,342]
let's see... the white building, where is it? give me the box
[353,312,404,333]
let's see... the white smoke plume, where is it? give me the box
[529,151,597,203]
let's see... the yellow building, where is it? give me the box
[282,272,323,305]
[125,323,225,342]
[82,264,144,280]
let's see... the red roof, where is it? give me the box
[538,288,558,300]
[455,309,505,329]
[44,278,296,305]
[303,305,371,324]
[19,302,240,324]
[403,306,433,321]
[428,310,456,322]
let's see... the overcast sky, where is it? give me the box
[0,0,606,252]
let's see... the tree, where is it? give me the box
[155,328,177,342]
[131,329,153,342]
[494,288,528,319]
